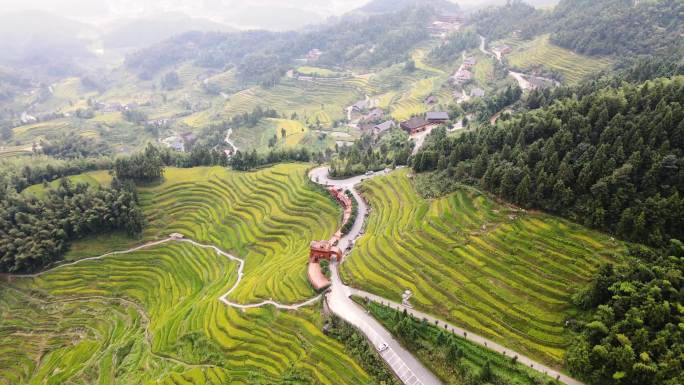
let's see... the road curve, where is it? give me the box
[310,166,442,385]
[309,166,586,385]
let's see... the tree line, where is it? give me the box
[428,29,480,65]
[330,130,413,178]
[413,76,684,247]
[0,177,144,273]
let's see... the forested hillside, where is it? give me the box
[126,6,436,85]
[473,0,547,40]
[413,76,684,247]
[549,0,684,56]
[474,0,684,58]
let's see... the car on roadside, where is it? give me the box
[377,343,389,353]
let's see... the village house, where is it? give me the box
[363,108,384,122]
[462,57,477,68]
[351,99,369,113]
[373,120,396,135]
[161,135,185,152]
[453,69,472,83]
[471,88,486,98]
[401,116,429,135]
[305,48,322,62]
[309,240,342,263]
[426,111,450,124]
[492,45,512,56]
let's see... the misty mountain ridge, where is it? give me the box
[102,12,235,50]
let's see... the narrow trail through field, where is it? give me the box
[6,236,321,311]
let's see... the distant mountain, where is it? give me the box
[0,10,96,76]
[102,13,235,50]
[356,0,460,14]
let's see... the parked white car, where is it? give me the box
[377,343,389,353]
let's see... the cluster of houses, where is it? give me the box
[88,99,140,114]
[453,56,477,84]
[428,14,464,39]
[161,132,197,152]
[491,44,512,59]
[304,48,322,62]
[400,112,450,135]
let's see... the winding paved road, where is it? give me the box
[309,166,586,385]
[310,166,440,385]
[5,164,585,385]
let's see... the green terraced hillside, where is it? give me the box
[137,164,341,304]
[340,169,624,368]
[0,163,371,385]
[1,242,371,385]
[506,35,614,85]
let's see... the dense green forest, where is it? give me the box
[549,0,684,56]
[428,29,479,64]
[567,240,683,385]
[0,177,143,273]
[472,0,547,40]
[413,76,684,247]
[474,0,684,58]
[40,132,111,159]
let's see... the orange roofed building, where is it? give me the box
[307,186,354,291]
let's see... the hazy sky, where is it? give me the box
[0,0,369,22]
[0,0,555,29]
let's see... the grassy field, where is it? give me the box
[232,119,310,151]
[506,35,614,85]
[296,66,344,78]
[0,163,373,385]
[22,170,113,198]
[340,169,623,368]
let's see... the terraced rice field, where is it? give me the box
[507,35,614,85]
[390,77,443,121]
[0,241,370,385]
[341,169,623,367]
[0,164,371,385]
[0,145,33,159]
[231,119,310,151]
[222,79,357,124]
[138,164,340,304]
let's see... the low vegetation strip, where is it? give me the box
[355,297,561,385]
[340,169,623,368]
